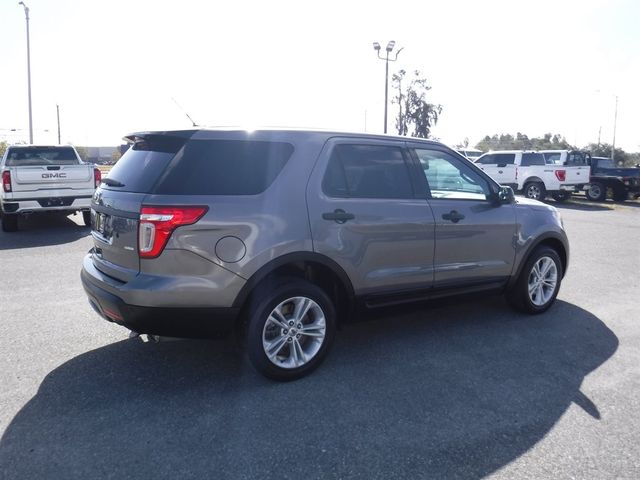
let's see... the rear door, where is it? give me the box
[90,134,191,282]
[410,145,516,287]
[306,138,435,296]
[475,153,517,187]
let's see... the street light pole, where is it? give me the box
[56,104,61,144]
[373,41,403,134]
[611,95,618,162]
[19,1,33,144]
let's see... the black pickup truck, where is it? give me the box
[584,157,640,202]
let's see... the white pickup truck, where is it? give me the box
[0,145,101,232]
[473,150,590,201]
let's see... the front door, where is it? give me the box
[409,145,517,288]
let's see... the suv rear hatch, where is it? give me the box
[90,132,195,282]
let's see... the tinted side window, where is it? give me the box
[521,153,545,166]
[475,154,496,165]
[154,140,293,195]
[323,144,414,199]
[103,134,188,193]
[494,154,516,165]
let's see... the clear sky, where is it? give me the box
[0,0,638,151]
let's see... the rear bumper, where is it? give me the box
[1,195,92,214]
[81,257,240,337]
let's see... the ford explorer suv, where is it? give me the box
[474,150,590,202]
[1,145,101,231]
[81,129,569,380]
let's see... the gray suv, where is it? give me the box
[81,129,569,380]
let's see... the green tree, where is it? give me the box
[475,132,573,152]
[392,70,442,138]
[0,141,7,158]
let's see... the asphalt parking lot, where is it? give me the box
[1,198,639,480]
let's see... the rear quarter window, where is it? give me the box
[153,140,293,195]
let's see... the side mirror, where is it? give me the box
[492,186,515,205]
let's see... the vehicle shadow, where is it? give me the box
[0,300,617,479]
[0,213,89,250]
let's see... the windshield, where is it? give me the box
[5,146,80,166]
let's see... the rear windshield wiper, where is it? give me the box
[101,178,125,187]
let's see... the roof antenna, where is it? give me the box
[171,97,198,127]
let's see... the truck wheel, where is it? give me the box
[507,246,563,314]
[586,182,606,202]
[524,182,546,201]
[245,279,336,381]
[612,190,628,202]
[82,210,92,227]
[1,214,18,232]
[551,192,571,203]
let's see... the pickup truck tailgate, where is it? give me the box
[10,165,93,192]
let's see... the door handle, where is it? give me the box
[498,170,503,174]
[322,209,355,224]
[442,210,465,223]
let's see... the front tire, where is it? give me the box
[524,182,546,201]
[1,214,18,232]
[245,279,336,381]
[507,246,563,314]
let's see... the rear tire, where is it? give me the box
[245,278,336,381]
[1,214,18,232]
[524,182,546,201]
[507,246,563,314]
[586,182,606,202]
[82,210,92,227]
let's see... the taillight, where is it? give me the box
[94,168,102,188]
[138,206,208,258]
[555,170,566,182]
[2,171,11,193]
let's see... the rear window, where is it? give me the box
[5,146,80,166]
[153,140,293,195]
[102,135,187,193]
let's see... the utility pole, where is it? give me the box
[611,95,618,162]
[19,2,33,144]
[56,105,61,144]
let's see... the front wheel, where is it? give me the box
[245,279,336,381]
[524,182,546,201]
[507,246,563,314]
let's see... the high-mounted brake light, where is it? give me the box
[2,171,11,193]
[138,206,208,258]
[94,168,102,188]
[555,170,566,182]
